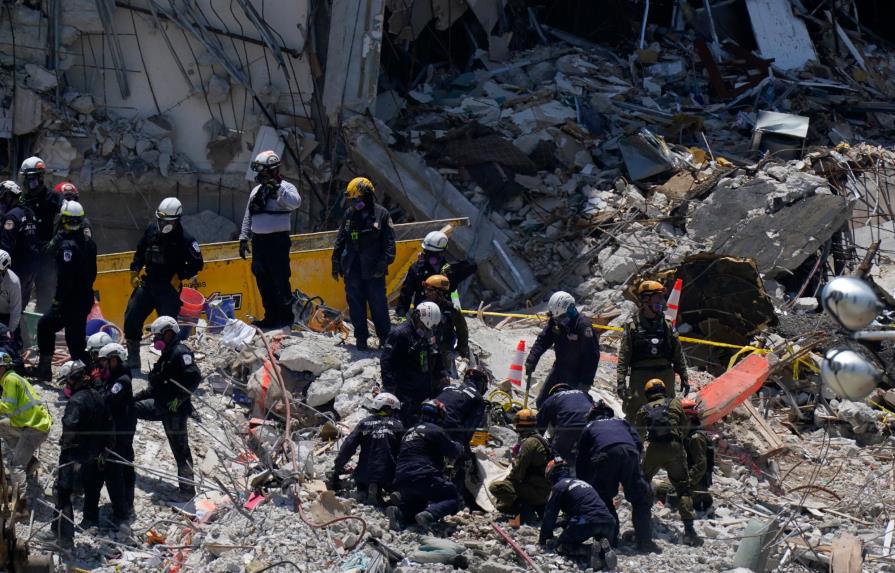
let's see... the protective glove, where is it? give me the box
[331,266,342,281]
[239,239,250,259]
[130,271,142,289]
[325,469,342,490]
[170,275,181,291]
[167,397,182,413]
[680,378,691,395]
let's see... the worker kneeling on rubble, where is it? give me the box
[423,274,471,371]
[35,201,96,380]
[526,291,599,407]
[134,316,201,499]
[395,230,477,317]
[381,301,448,426]
[97,343,137,516]
[576,400,658,553]
[652,399,714,513]
[436,366,488,505]
[488,408,551,523]
[44,361,114,552]
[331,177,395,351]
[617,280,689,426]
[539,458,618,571]
[238,150,302,329]
[537,383,593,471]
[328,392,404,505]
[124,197,203,371]
[636,379,702,547]
[0,351,51,493]
[387,399,462,531]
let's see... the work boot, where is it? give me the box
[682,521,703,547]
[367,483,381,506]
[356,339,370,352]
[415,510,435,530]
[590,538,617,571]
[33,355,52,382]
[636,539,662,554]
[385,506,403,531]
[126,340,141,371]
[79,517,99,533]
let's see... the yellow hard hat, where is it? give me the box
[644,378,666,396]
[346,177,375,199]
[423,274,450,291]
[515,408,537,429]
[637,280,666,296]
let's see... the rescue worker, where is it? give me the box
[537,384,593,470]
[133,316,201,498]
[0,180,39,307]
[423,274,470,368]
[35,201,96,379]
[53,181,80,201]
[539,458,617,571]
[395,231,477,317]
[0,351,51,491]
[680,399,713,512]
[436,366,487,445]
[636,379,702,546]
[47,360,113,550]
[380,301,448,426]
[125,197,203,370]
[86,331,113,371]
[19,157,64,313]
[238,150,302,328]
[576,400,658,553]
[331,177,395,350]
[0,324,24,375]
[328,392,404,505]
[387,400,462,530]
[525,291,599,407]
[97,343,136,516]
[44,183,93,257]
[0,249,23,340]
[488,409,552,523]
[617,280,690,425]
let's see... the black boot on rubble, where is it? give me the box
[590,537,618,571]
[33,355,52,382]
[682,520,703,547]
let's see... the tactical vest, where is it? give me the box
[640,398,676,443]
[631,318,673,364]
[687,431,714,487]
[345,214,382,245]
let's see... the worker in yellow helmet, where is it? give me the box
[616,280,689,430]
[332,177,395,350]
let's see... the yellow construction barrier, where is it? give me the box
[94,218,468,329]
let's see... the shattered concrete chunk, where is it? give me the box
[24,64,57,93]
[182,210,238,244]
[306,369,343,408]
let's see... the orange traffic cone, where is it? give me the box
[665,278,683,326]
[507,340,525,387]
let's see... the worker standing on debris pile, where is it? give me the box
[488,409,552,524]
[576,400,658,553]
[44,361,114,552]
[134,316,201,499]
[679,399,713,512]
[0,181,39,308]
[18,157,63,313]
[0,351,51,497]
[537,384,593,471]
[526,291,599,407]
[395,230,477,317]
[45,182,92,255]
[387,399,462,531]
[331,177,395,350]
[423,274,471,371]
[328,392,404,505]
[97,343,136,517]
[381,301,448,426]
[0,249,22,341]
[238,150,302,329]
[124,197,203,371]
[539,458,618,571]
[636,379,702,547]
[617,280,689,425]
[35,201,96,380]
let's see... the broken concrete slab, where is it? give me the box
[732,518,780,571]
[744,0,816,71]
[12,87,42,135]
[24,64,58,93]
[182,210,239,244]
[35,135,77,175]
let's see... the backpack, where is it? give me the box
[641,398,674,443]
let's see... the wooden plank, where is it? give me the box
[742,400,786,456]
[830,533,863,573]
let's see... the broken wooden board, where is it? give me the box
[830,533,863,573]
[741,400,787,457]
[698,353,771,426]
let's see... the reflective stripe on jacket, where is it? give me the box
[0,370,52,432]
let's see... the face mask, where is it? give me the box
[63,385,73,398]
[427,254,442,267]
[352,199,366,211]
[100,367,111,381]
[158,221,175,234]
[566,306,579,319]
[26,178,40,190]
[153,338,167,351]
[650,302,666,313]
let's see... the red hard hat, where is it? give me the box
[53,181,79,200]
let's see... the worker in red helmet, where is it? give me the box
[53,182,79,201]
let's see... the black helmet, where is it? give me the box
[549,383,572,396]
[420,399,446,423]
[464,366,489,395]
[589,399,615,421]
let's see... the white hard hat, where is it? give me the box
[415,301,442,329]
[251,150,281,172]
[422,231,448,252]
[150,315,180,335]
[0,250,10,272]
[547,291,576,317]
[821,277,881,331]
[19,156,46,175]
[821,348,880,401]
[98,342,128,361]
[0,181,22,197]
[156,197,183,220]
[371,392,401,412]
[61,200,85,218]
[87,331,113,352]
[58,359,87,381]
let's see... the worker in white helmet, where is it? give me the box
[18,157,64,313]
[395,230,477,318]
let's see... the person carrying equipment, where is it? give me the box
[488,409,552,523]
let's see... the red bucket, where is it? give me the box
[179,288,205,319]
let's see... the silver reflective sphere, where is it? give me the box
[820,348,881,401]
[820,277,881,331]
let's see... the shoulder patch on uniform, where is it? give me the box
[583,328,593,337]
[83,227,92,239]
[182,354,193,366]
[63,250,72,262]
[111,382,122,395]
[192,241,200,253]
[3,220,12,231]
